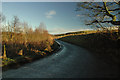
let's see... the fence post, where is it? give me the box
[3,44,7,59]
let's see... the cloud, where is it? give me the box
[46,10,56,19]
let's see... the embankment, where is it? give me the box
[59,33,120,65]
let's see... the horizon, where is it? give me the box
[2,2,93,34]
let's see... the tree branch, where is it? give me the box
[103,2,116,21]
[86,20,120,25]
[114,1,120,5]
[102,8,120,11]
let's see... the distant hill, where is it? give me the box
[54,31,86,36]
[54,30,98,38]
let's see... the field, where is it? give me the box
[58,30,120,65]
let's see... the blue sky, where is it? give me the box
[2,2,91,34]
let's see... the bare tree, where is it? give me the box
[0,13,6,23]
[76,2,120,26]
[76,1,120,44]
[23,22,29,34]
[0,13,6,33]
[11,16,20,42]
[12,16,20,33]
[76,1,120,41]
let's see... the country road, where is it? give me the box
[2,40,118,78]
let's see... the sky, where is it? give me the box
[2,2,92,34]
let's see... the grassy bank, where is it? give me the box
[58,31,120,65]
[1,17,60,71]
[2,40,60,71]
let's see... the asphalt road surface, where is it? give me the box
[2,40,119,78]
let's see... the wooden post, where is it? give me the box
[3,45,7,59]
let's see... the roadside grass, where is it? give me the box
[1,31,60,71]
[58,31,120,65]
[2,40,60,71]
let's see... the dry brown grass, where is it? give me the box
[1,30,56,70]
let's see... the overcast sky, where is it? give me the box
[2,2,92,34]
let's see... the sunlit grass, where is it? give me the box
[58,30,120,64]
[2,31,54,67]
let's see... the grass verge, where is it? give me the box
[59,32,120,65]
[2,40,60,71]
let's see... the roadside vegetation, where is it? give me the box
[1,15,60,71]
[55,30,97,38]
[58,29,120,65]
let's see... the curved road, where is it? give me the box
[3,40,118,78]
